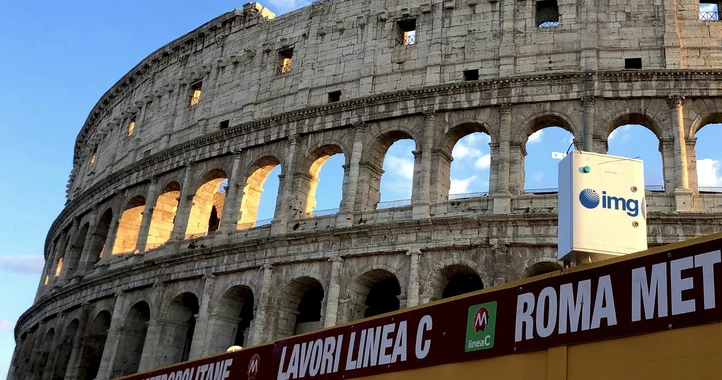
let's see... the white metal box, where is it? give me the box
[558,151,647,262]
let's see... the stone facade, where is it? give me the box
[10,0,722,379]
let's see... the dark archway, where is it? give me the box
[159,293,199,366]
[441,265,484,299]
[53,319,79,380]
[207,286,254,354]
[276,277,325,338]
[78,311,111,380]
[111,301,150,377]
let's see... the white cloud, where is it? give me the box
[475,154,491,169]
[384,155,414,180]
[450,176,477,194]
[697,158,722,187]
[609,125,633,143]
[452,142,482,160]
[528,130,544,143]
[266,0,311,15]
[0,255,44,275]
[0,320,10,330]
[462,132,490,145]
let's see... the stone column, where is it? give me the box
[323,257,344,328]
[64,309,91,380]
[582,96,596,152]
[100,214,120,264]
[189,273,217,359]
[220,150,245,236]
[668,95,694,211]
[78,208,99,272]
[337,124,364,228]
[494,104,512,213]
[95,291,129,379]
[508,143,526,195]
[660,138,676,194]
[686,138,699,194]
[272,135,299,235]
[406,249,422,308]
[250,265,273,345]
[138,282,165,371]
[413,111,435,219]
[171,163,195,241]
[135,177,160,253]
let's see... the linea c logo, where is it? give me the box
[465,301,497,352]
[579,188,600,209]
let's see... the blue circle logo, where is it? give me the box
[579,188,600,209]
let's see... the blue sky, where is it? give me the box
[2,1,722,378]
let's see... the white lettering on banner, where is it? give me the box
[515,275,617,342]
[630,250,721,321]
[277,317,430,380]
[142,359,232,380]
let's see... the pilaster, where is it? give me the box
[250,264,273,345]
[171,163,195,240]
[494,104,512,213]
[412,111,435,219]
[323,257,344,328]
[189,273,217,359]
[406,249,422,307]
[272,135,299,235]
[337,123,364,228]
[135,176,160,252]
[95,290,129,379]
[667,95,694,212]
[220,150,245,236]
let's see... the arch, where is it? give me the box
[365,130,417,208]
[206,285,254,355]
[185,169,228,239]
[605,113,664,141]
[78,310,112,380]
[607,123,665,189]
[31,328,55,380]
[52,319,79,380]
[276,277,325,338]
[693,121,722,191]
[239,157,282,229]
[521,261,563,279]
[348,269,401,321]
[428,264,484,301]
[17,330,37,379]
[523,126,575,191]
[65,223,89,276]
[440,123,492,200]
[111,301,150,377]
[146,181,181,249]
[88,208,113,262]
[113,195,146,254]
[298,145,346,216]
[518,112,577,144]
[159,292,199,366]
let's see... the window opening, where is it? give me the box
[463,69,479,81]
[625,58,642,69]
[397,19,417,45]
[700,1,720,20]
[278,49,293,74]
[536,0,560,28]
[189,82,202,106]
[219,120,230,129]
[90,147,97,166]
[127,115,136,136]
[55,257,63,277]
[328,90,341,103]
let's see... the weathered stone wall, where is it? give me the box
[12,0,722,379]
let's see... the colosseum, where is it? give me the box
[10,0,722,378]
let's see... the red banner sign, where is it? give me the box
[121,234,722,380]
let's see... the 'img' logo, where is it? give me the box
[579,188,640,217]
[465,301,497,352]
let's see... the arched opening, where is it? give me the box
[375,133,416,208]
[112,196,146,254]
[523,125,575,192]
[348,269,401,320]
[160,293,199,366]
[300,146,345,216]
[78,310,111,380]
[239,157,281,229]
[17,331,36,379]
[31,328,55,379]
[146,181,181,249]
[440,265,484,299]
[207,286,254,355]
[53,319,79,380]
[608,123,664,190]
[694,122,722,191]
[111,302,150,377]
[65,223,89,276]
[276,277,324,338]
[522,261,563,279]
[444,127,492,199]
[185,170,227,239]
[89,209,112,262]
